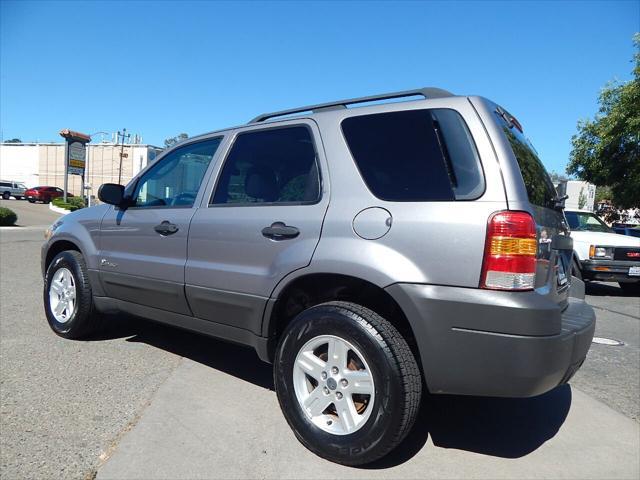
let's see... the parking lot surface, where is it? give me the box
[1,202,638,479]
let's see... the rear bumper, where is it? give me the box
[386,281,595,398]
[580,259,640,283]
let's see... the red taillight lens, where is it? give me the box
[481,211,537,291]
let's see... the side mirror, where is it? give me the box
[98,183,125,207]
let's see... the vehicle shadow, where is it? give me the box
[91,313,572,467]
[366,384,572,468]
[91,313,274,390]
[585,281,636,297]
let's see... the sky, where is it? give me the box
[1,0,638,174]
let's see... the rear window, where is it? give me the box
[494,107,557,209]
[341,109,484,201]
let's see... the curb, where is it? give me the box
[48,203,70,215]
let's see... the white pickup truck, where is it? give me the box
[565,210,640,295]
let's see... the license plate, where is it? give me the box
[630,266,640,277]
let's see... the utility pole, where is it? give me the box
[117,128,130,185]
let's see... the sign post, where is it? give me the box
[59,129,91,203]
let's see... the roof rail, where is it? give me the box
[248,87,454,123]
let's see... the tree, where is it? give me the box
[163,133,189,148]
[567,34,640,209]
[4,138,21,143]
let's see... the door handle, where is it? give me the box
[261,222,300,240]
[154,221,179,236]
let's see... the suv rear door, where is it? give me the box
[185,120,328,334]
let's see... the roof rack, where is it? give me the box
[248,87,454,123]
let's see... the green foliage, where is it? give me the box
[52,197,86,211]
[3,138,22,143]
[595,185,613,204]
[567,33,640,209]
[0,206,18,226]
[578,187,587,209]
[164,133,189,149]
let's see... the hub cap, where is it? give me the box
[48,268,76,323]
[293,335,375,435]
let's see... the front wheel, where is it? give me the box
[44,250,103,339]
[274,301,422,466]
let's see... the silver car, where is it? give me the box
[41,88,596,465]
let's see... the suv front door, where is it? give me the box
[185,121,328,334]
[99,137,223,314]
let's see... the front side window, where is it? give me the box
[211,126,320,205]
[133,138,221,208]
[341,109,484,201]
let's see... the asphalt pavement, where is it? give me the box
[1,201,638,479]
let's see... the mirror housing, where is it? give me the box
[98,183,125,207]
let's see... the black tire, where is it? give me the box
[15,196,22,200]
[274,301,422,466]
[44,250,103,339]
[28,199,35,203]
[2,192,9,199]
[619,283,640,296]
[571,258,583,281]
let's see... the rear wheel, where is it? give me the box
[2,192,9,199]
[44,251,104,339]
[28,199,35,203]
[274,301,422,466]
[619,283,640,296]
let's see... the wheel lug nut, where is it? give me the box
[341,379,348,387]
[336,392,343,400]
[321,371,327,380]
[323,387,330,395]
[331,366,338,374]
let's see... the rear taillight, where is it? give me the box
[481,211,537,291]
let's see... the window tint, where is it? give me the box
[133,138,221,208]
[341,109,483,201]
[494,107,557,209]
[212,126,320,205]
[0,182,10,187]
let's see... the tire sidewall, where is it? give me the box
[44,251,91,337]
[274,305,407,464]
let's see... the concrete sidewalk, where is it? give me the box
[97,354,640,480]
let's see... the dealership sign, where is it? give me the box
[68,141,86,176]
[59,129,91,177]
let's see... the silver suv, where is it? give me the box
[41,88,596,465]
[0,180,27,200]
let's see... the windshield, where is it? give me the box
[17,183,26,189]
[494,106,557,210]
[565,211,613,233]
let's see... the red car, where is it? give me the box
[25,186,72,204]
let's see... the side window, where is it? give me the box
[211,126,320,205]
[133,138,221,208]
[341,109,484,202]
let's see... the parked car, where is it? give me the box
[611,222,640,238]
[25,186,71,203]
[565,210,640,294]
[0,180,27,200]
[41,88,596,466]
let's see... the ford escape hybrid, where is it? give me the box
[42,88,595,465]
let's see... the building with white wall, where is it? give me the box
[0,142,161,196]
[557,180,596,212]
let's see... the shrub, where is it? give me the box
[52,196,86,211]
[0,206,18,226]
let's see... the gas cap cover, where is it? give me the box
[352,207,392,240]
